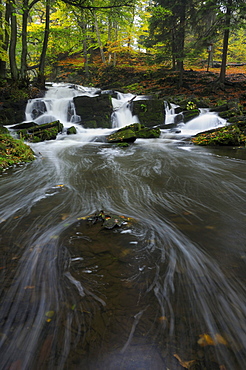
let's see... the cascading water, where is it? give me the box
[0,84,246,370]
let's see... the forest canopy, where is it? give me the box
[0,0,245,86]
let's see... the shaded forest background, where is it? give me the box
[0,0,246,101]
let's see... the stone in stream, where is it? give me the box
[106,123,161,144]
[16,120,64,142]
[73,94,112,128]
[86,210,132,229]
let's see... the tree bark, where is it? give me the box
[219,0,232,84]
[20,0,29,81]
[9,0,19,80]
[176,0,186,88]
[92,10,106,64]
[37,0,50,88]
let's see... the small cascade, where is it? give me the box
[111,92,139,128]
[164,102,181,125]
[25,83,99,128]
[180,111,226,135]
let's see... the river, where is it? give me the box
[0,84,246,369]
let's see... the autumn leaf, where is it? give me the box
[198,333,228,347]
[173,354,196,369]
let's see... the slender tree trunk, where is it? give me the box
[20,0,29,81]
[92,10,106,64]
[0,0,6,78]
[37,0,50,88]
[177,0,186,88]
[219,0,232,84]
[81,14,89,78]
[9,0,18,80]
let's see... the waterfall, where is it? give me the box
[25,83,99,127]
[180,111,227,135]
[111,92,139,128]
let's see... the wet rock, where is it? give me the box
[67,126,77,135]
[86,210,130,229]
[73,94,112,128]
[132,98,165,127]
[107,128,137,144]
[16,120,63,142]
[183,108,200,123]
[12,121,38,130]
[107,123,161,144]
[191,121,246,146]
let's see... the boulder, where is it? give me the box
[183,108,200,123]
[191,120,246,146]
[17,120,63,142]
[132,98,165,127]
[73,94,112,128]
[106,123,161,144]
[67,126,77,135]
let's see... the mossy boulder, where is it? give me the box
[191,122,246,146]
[67,126,77,135]
[73,94,112,128]
[107,128,137,143]
[132,98,164,127]
[183,108,200,123]
[0,133,35,171]
[17,120,63,142]
[106,122,161,144]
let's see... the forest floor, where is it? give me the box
[55,51,246,110]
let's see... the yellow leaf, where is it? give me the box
[214,333,228,346]
[173,354,196,369]
[198,333,228,347]
[158,316,167,322]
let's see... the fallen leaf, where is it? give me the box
[24,286,35,290]
[198,333,228,347]
[158,316,167,322]
[173,354,196,369]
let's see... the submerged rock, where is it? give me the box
[86,210,132,229]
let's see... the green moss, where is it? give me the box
[192,124,246,146]
[0,133,35,171]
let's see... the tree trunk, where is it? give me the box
[20,0,29,82]
[176,0,186,88]
[37,0,50,88]
[81,14,89,78]
[219,0,232,84]
[9,0,18,80]
[92,10,106,64]
[0,0,5,78]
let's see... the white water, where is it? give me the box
[25,83,227,140]
[2,84,243,370]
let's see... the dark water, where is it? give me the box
[0,86,246,369]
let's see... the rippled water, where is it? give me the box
[0,86,246,369]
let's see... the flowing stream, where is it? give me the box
[0,84,246,369]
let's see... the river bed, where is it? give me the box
[0,85,246,369]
